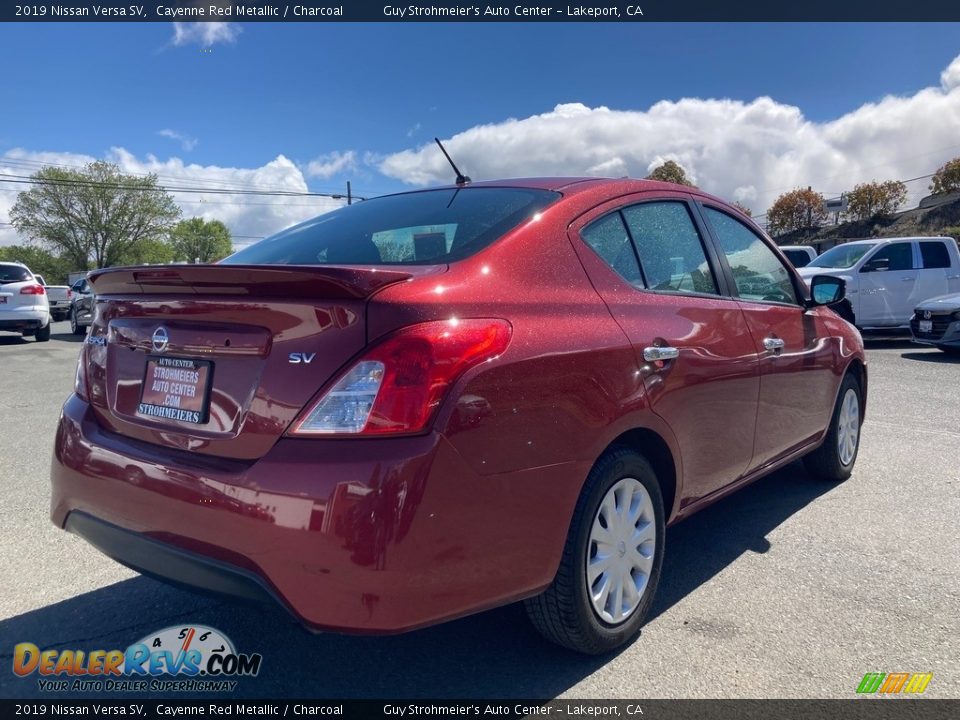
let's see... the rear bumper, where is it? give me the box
[0,307,49,331]
[51,395,582,633]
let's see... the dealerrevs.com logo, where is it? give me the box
[12,625,262,692]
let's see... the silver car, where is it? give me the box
[911,293,960,355]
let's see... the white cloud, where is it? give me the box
[304,151,357,179]
[171,22,241,47]
[941,55,960,92]
[379,52,960,216]
[158,129,198,152]
[0,148,345,249]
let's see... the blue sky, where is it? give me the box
[2,22,959,243]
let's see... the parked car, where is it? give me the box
[68,277,94,335]
[779,245,817,268]
[51,178,866,654]
[34,274,72,321]
[796,237,960,329]
[0,262,51,342]
[910,293,960,354]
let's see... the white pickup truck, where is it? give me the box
[34,274,72,321]
[796,236,960,329]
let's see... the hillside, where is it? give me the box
[774,193,960,248]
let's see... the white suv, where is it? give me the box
[0,262,52,342]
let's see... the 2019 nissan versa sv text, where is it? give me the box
[51,178,866,654]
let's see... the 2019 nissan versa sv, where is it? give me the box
[51,178,866,654]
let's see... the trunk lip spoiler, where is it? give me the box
[87,263,445,300]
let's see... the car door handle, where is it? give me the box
[947,275,960,279]
[763,337,785,352]
[901,277,915,281]
[643,346,680,362]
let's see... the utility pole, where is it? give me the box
[347,181,352,206]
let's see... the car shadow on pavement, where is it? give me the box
[900,350,958,363]
[0,335,30,346]
[50,330,84,343]
[0,462,836,699]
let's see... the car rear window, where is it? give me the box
[223,187,559,266]
[0,264,32,284]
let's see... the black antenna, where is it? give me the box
[434,137,471,186]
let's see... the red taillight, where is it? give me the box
[74,345,89,401]
[20,284,45,295]
[67,289,73,300]
[289,318,512,436]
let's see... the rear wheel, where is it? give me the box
[803,372,862,481]
[524,447,665,654]
[35,322,51,342]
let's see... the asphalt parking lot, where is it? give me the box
[1,322,957,699]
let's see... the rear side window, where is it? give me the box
[581,213,644,286]
[222,187,559,266]
[703,207,798,305]
[621,202,719,295]
[0,264,32,284]
[920,241,951,269]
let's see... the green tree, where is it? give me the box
[0,245,71,284]
[116,238,177,266]
[645,160,696,187]
[9,161,180,269]
[169,217,233,263]
[930,157,960,195]
[732,201,753,217]
[844,180,907,220]
[767,188,827,236]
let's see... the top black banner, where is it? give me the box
[4,0,960,22]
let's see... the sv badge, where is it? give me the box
[289,352,316,364]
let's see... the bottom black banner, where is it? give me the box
[1,700,959,720]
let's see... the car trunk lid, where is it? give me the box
[83,264,437,460]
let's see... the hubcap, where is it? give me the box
[837,388,860,466]
[586,477,656,625]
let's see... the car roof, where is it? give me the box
[840,236,951,245]
[383,176,738,208]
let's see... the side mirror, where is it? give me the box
[808,274,846,307]
[861,257,890,273]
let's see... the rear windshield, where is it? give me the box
[222,187,559,266]
[0,264,32,284]
[782,249,812,267]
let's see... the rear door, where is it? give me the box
[569,194,760,504]
[857,241,917,326]
[697,204,839,469]
[918,239,960,295]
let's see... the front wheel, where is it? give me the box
[803,372,862,481]
[70,310,83,336]
[524,447,665,654]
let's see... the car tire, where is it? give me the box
[70,310,83,336]
[524,446,665,654]
[35,322,51,342]
[803,371,862,481]
[938,346,960,356]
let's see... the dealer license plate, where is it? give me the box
[918,320,933,333]
[138,356,212,425]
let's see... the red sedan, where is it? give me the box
[51,178,865,654]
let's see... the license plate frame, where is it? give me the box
[918,319,933,334]
[138,355,213,425]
